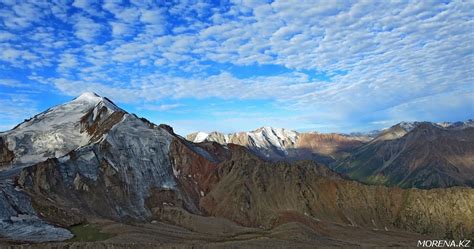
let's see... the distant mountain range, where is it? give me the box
[0,93,472,246]
[187,127,369,165]
[188,120,474,189]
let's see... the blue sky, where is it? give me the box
[0,0,473,135]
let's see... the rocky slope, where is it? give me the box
[168,143,473,239]
[187,127,366,164]
[0,93,472,245]
[334,122,474,188]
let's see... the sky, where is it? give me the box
[0,0,473,135]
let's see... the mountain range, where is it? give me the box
[188,120,474,189]
[187,128,368,165]
[0,93,472,247]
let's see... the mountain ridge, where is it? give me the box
[335,121,474,188]
[187,120,474,189]
[187,126,366,164]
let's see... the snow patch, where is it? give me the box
[193,132,209,143]
[399,122,416,132]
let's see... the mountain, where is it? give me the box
[0,92,207,242]
[197,147,473,239]
[189,121,474,189]
[0,92,122,169]
[187,127,366,164]
[334,121,474,188]
[0,93,473,246]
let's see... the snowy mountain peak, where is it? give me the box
[255,126,296,135]
[254,127,298,141]
[398,121,417,132]
[187,126,300,158]
[71,92,121,113]
[395,120,474,132]
[72,92,103,104]
[1,93,124,166]
[193,132,209,143]
[436,119,474,129]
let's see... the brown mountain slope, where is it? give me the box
[196,145,474,238]
[293,133,365,164]
[334,123,474,188]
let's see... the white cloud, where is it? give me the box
[0,2,43,30]
[73,15,104,42]
[0,46,39,67]
[110,22,133,37]
[140,9,163,24]
[72,0,90,10]
[48,71,317,105]
[58,53,79,69]
[141,103,183,111]
[0,31,16,41]
[0,79,27,88]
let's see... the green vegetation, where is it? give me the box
[67,224,114,242]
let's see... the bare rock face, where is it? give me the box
[0,173,73,242]
[0,137,14,168]
[168,140,228,209]
[80,102,126,142]
[0,92,123,242]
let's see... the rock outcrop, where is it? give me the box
[0,137,14,169]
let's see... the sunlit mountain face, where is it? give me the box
[0,0,473,247]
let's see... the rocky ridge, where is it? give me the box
[187,127,365,164]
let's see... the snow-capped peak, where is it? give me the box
[248,127,298,150]
[193,132,209,143]
[254,127,298,142]
[1,92,123,167]
[74,92,102,103]
[436,119,474,129]
[71,92,121,113]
